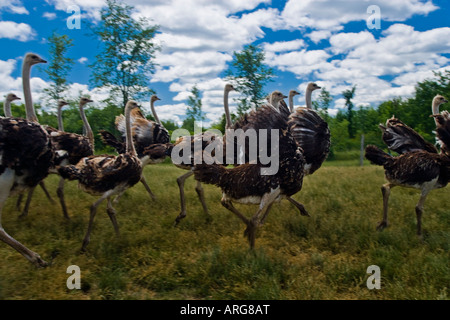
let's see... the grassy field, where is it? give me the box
[0,161,449,300]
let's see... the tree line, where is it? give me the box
[2,0,449,160]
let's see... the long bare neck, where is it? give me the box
[4,99,12,117]
[289,94,295,113]
[432,99,441,126]
[125,106,136,156]
[57,106,64,131]
[305,88,312,109]
[224,88,232,129]
[150,99,161,125]
[79,104,94,149]
[22,61,38,123]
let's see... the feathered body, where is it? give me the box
[59,153,142,195]
[46,126,93,166]
[0,117,54,195]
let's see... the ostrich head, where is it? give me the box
[24,53,47,66]
[5,93,21,102]
[268,90,287,108]
[58,100,69,108]
[225,84,235,92]
[307,82,321,92]
[289,90,300,97]
[80,97,93,106]
[126,100,140,111]
[151,94,161,103]
[433,95,448,108]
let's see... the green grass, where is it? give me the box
[0,162,448,300]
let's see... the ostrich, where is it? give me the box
[170,84,236,225]
[365,94,449,236]
[194,100,310,248]
[58,100,143,252]
[99,94,169,200]
[0,53,53,267]
[19,97,95,219]
[3,93,21,117]
[4,93,55,209]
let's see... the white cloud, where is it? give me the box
[263,39,305,53]
[0,21,35,41]
[42,12,57,20]
[78,57,88,64]
[0,0,29,14]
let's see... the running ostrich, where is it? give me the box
[4,93,55,209]
[99,94,169,200]
[19,97,95,219]
[58,100,143,252]
[0,53,53,267]
[172,83,236,225]
[193,97,328,248]
[365,94,449,236]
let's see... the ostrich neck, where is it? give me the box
[57,107,64,131]
[4,99,12,117]
[289,94,294,113]
[432,100,441,126]
[224,89,232,129]
[150,100,161,125]
[305,89,312,109]
[22,62,39,122]
[79,104,94,150]
[125,107,137,156]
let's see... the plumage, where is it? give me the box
[379,117,437,154]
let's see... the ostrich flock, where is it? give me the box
[0,52,449,268]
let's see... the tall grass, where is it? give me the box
[0,162,448,300]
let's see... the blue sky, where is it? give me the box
[0,0,449,125]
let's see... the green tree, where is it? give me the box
[313,87,333,120]
[182,85,204,133]
[342,85,357,138]
[89,0,159,108]
[226,44,274,115]
[41,31,74,106]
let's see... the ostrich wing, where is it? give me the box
[288,107,330,175]
[380,117,437,154]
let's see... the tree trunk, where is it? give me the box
[360,134,365,167]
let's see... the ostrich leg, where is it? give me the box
[0,176,47,267]
[195,181,211,222]
[140,176,156,200]
[287,196,310,217]
[106,197,120,236]
[415,189,430,237]
[377,183,393,231]
[57,177,70,220]
[81,192,111,252]
[174,170,194,225]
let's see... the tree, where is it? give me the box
[89,0,159,108]
[313,87,333,120]
[226,44,274,115]
[342,85,357,138]
[182,85,205,133]
[41,31,74,106]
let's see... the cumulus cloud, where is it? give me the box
[0,21,35,41]
[0,0,29,14]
